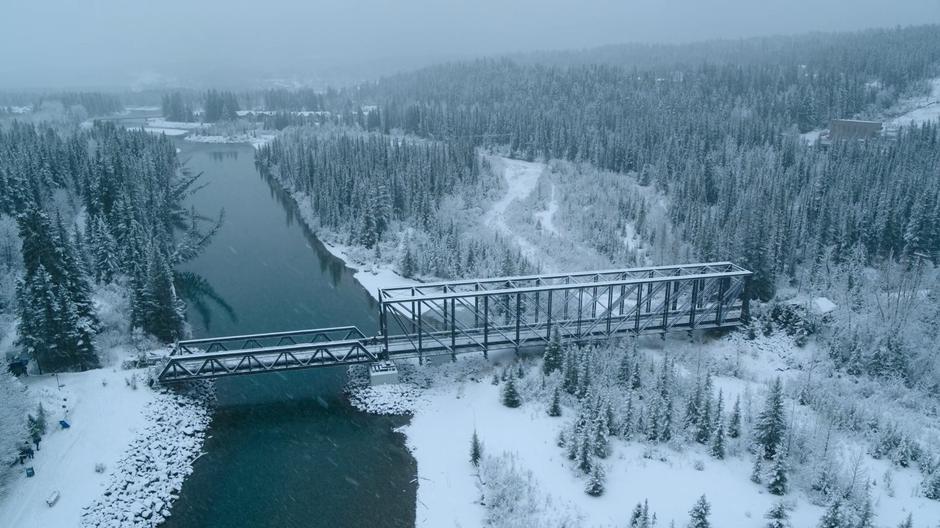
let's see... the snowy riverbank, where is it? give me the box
[346,330,940,528]
[0,369,210,528]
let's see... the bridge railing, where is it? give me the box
[172,326,367,355]
[160,337,382,382]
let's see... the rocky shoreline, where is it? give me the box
[80,384,212,528]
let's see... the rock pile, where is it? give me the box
[80,386,211,527]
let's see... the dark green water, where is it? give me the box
[162,140,416,528]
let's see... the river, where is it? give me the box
[161,139,416,527]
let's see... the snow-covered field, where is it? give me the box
[483,158,550,268]
[0,369,208,528]
[347,327,940,528]
[886,78,940,130]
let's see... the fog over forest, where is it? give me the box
[1,0,939,88]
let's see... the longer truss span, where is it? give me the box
[158,262,752,383]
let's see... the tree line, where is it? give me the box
[0,122,218,372]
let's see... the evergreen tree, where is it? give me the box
[768,450,788,495]
[729,396,742,439]
[501,374,521,408]
[897,514,913,528]
[817,499,845,528]
[543,328,564,375]
[563,346,579,394]
[855,498,875,528]
[470,429,482,467]
[710,391,726,460]
[765,502,791,528]
[617,352,632,387]
[755,377,787,460]
[687,495,711,528]
[547,387,562,417]
[585,462,605,496]
[751,455,763,484]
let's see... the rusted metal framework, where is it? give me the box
[158,262,751,383]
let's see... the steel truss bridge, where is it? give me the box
[158,262,752,383]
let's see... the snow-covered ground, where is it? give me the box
[483,158,549,267]
[185,132,276,149]
[532,184,559,236]
[0,369,208,528]
[885,77,940,131]
[347,327,940,528]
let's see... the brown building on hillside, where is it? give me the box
[829,119,883,141]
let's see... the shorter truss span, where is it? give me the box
[158,262,751,382]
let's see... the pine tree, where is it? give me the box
[470,430,482,467]
[695,373,714,444]
[585,462,605,496]
[855,497,875,528]
[629,500,652,528]
[755,377,787,460]
[563,346,579,394]
[631,358,643,391]
[729,396,742,439]
[687,495,711,528]
[710,394,726,460]
[543,328,563,375]
[617,352,632,387]
[547,387,562,417]
[501,375,521,408]
[817,499,844,528]
[768,450,788,495]
[765,502,791,528]
[751,455,763,484]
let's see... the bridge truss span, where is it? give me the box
[158,262,751,383]
[378,262,752,362]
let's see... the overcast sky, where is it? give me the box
[2,0,939,89]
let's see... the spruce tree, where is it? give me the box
[751,455,763,484]
[768,450,788,495]
[585,462,605,496]
[755,377,787,460]
[729,396,742,439]
[765,502,791,528]
[687,495,711,528]
[897,514,912,528]
[817,499,844,528]
[543,328,563,375]
[501,374,521,408]
[855,498,875,528]
[547,387,562,417]
[710,401,726,461]
[470,430,482,467]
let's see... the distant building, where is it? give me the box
[828,119,883,141]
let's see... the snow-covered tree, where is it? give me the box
[765,502,791,528]
[584,462,605,496]
[547,387,562,417]
[470,430,483,467]
[755,377,786,460]
[501,374,521,408]
[728,395,742,439]
[768,450,788,495]
[687,495,711,528]
[543,329,563,375]
[0,372,28,494]
[817,499,846,528]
